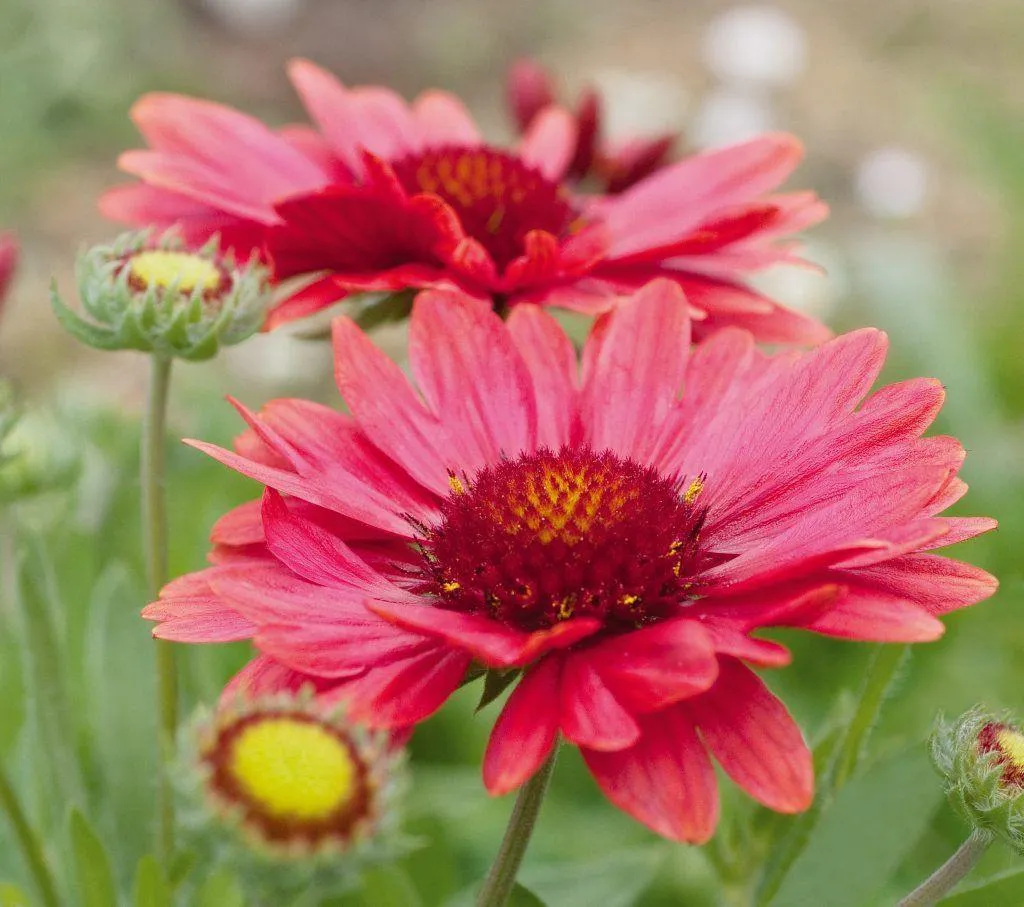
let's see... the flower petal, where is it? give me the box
[517,105,577,180]
[687,659,813,813]
[483,656,563,795]
[560,652,641,751]
[583,705,719,843]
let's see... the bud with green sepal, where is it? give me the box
[51,230,270,361]
[176,690,409,902]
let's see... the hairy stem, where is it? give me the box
[896,828,992,906]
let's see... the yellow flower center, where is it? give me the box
[997,727,1024,773]
[128,250,222,294]
[228,717,357,821]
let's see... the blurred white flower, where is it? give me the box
[751,240,846,322]
[589,68,689,141]
[690,87,775,149]
[702,5,807,88]
[201,0,303,35]
[856,147,929,220]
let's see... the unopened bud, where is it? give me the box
[932,707,1024,853]
[51,230,270,360]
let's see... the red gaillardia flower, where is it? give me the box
[0,231,18,315]
[101,59,828,340]
[144,280,996,842]
[506,58,676,194]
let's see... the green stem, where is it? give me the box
[896,829,992,906]
[0,761,61,907]
[142,355,176,865]
[475,748,558,907]
[832,643,910,789]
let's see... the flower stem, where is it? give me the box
[896,829,993,906]
[0,761,61,907]
[475,748,558,907]
[142,354,176,865]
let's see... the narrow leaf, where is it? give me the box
[476,669,521,713]
[520,846,664,907]
[358,867,423,907]
[194,870,245,907]
[70,809,117,907]
[132,855,171,907]
[939,868,1024,906]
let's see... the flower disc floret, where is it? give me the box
[389,146,575,270]
[125,249,226,298]
[419,447,707,631]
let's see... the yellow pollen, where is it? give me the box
[128,250,222,293]
[442,580,461,593]
[683,476,705,506]
[620,594,639,607]
[228,717,356,821]
[555,596,576,619]
[997,727,1024,771]
[449,475,466,495]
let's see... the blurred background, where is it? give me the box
[1,1,1024,904]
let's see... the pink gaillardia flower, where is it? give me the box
[101,59,828,340]
[144,280,996,842]
[506,58,676,194]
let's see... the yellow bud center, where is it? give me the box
[128,250,222,294]
[228,717,356,821]
[997,727,1024,773]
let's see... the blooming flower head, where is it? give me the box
[51,230,270,360]
[102,59,828,340]
[147,280,995,842]
[506,58,676,194]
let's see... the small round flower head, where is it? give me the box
[932,708,1024,852]
[51,230,270,361]
[180,692,405,897]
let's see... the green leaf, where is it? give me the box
[69,809,117,907]
[940,868,1024,906]
[194,870,245,907]
[132,855,171,907]
[0,884,31,906]
[520,845,665,907]
[508,882,548,906]
[358,867,423,907]
[767,748,942,907]
[476,669,520,713]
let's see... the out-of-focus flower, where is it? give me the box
[146,281,996,842]
[51,230,270,361]
[0,232,18,318]
[180,692,404,893]
[505,58,676,194]
[102,59,828,342]
[933,709,1024,852]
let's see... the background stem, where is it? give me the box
[0,762,61,907]
[141,354,176,865]
[475,748,558,907]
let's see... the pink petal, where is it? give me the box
[222,654,342,703]
[287,59,422,175]
[580,279,690,462]
[506,59,556,133]
[367,597,601,668]
[412,90,482,146]
[560,652,640,751]
[805,594,945,642]
[144,598,256,643]
[583,705,719,843]
[407,290,537,473]
[595,133,805,258]
[332,314,454,495]
[687,659,813,813]
[517,105,577,181]
[339,644,471,728]
[483,656,563,795]
[506,303,580,449]
[265,275,349,329]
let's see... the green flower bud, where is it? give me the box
[932,707,1024,853]
[177,691,408,901]
[51,230,270,361]
[0,382,79,504]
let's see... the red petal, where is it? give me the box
[483,656,563,795]
[688,659,813,813]
[560,652,640,751]
[583,705,719,843]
